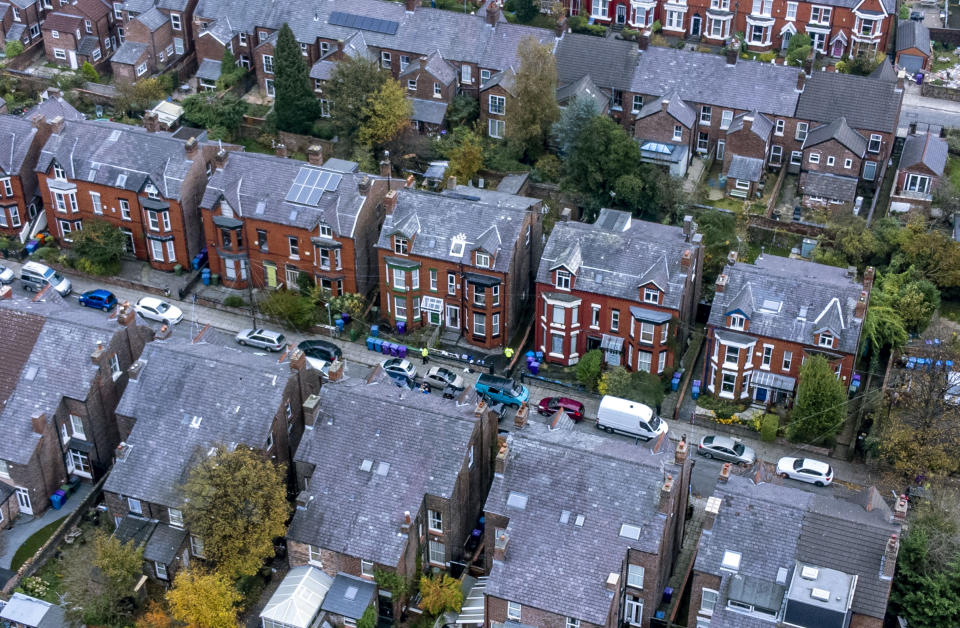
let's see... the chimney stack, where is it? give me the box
[908,121,917,136]
[715,274,728,293]
[91,341,106,365]
[446,175,457,190]
[495,441,507,475]
[306,144,324,166]
[514,402,529,429]
[358,175,371,195]
[855,290,868,319]
[660,97,670,112]
[302,394,320,429]
[383,189,398,214]
[863,266,875,293]
[486,0,501,26]
[725,44,739,66]
[682,214,693,236]
[605,572,620,592]
[896,76,905,92]
[555,16,566,38]
[215,149,229,170]
[155,324,172,340]
[143,111,160,133]
[327,359,344,381]
[401,510,412,532]
[680,249,692,268]
[127,359,145,381]
[405,0,416,11]
[289,349,306,372]
[493,531,509,561]
[185,136,199,160]
[31,412,46,435]
[659,474,675,513]
[703,495,721,531]
[638,29,650,51]
[380,160,392,178]
[893,494,909,522]
[796,70,806,92]
[719,462,731,483]
[49,115,65,135]
[727,250,738,265]
[881,534,899,580]
[803,54,813,77]
[675,435,688,464]
[275,142,288,159]
[117,301,136,326]
[742,114,753,132]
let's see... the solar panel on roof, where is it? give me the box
[328,11,398,34]
[285,167,342,206]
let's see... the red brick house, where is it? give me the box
[111,2,191,82]
[633,89,696,177]
[895,18,931,73]
[535,210,703,375]
[484,421,692,628]
[0,0,45,53]
[0,113,53,241]
[375,185,543,350]
[479,67,515,141]
[199,148,389,296]
[722,110,773,198]
[704,253,872,405]
[41,0,116,68]
[798,116,867,208]
[889,131,947,213]
[401,49,457,134]
[36,119,214,271]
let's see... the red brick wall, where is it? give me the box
[479,84,510,140]
[633,108,692,146]
[688,571,723,625]
[802,138,863,177]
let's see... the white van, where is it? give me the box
[20,261,72,296]
[596,395,668,441]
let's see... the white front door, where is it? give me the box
[445,304,460,328]
[67,49,78,70]
[15,487,32,515]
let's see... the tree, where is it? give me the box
[445,94,479,127]
[356,78,411,148]
[861,302,908,358]
[357,605,377,628]
[182,447,289,579]
[81,61,99,82]
[787,355,846,443]
[137,601,175,628]
[419,574,463,615]
[217,48,246,90]
[552,94,599,156]
[562,115,643,219]
[115,77,166,116]
[62,532,143,625]
[166,569,241,628]
[181,93,247,140]
[446,127,485,184]
[785,33,811,66]
[327,56,387,145]
[273,23,319,134]
[511,0,539,22]
[4,40,24,57]
[872,268,940,334]
[598,367,665,410]
[506,37,560,161]
[896,219,960,290]
[575,349,604,391]
[259,286,316,330]
[71,219,126,275]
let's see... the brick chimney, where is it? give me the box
[555,16,566,38]
[127,359,146,381]
[306,144,324,166]
[0,285,11,300]
[719,462,731,483]
[143,111,160,132]
[289,349,306,372]
[896,76,904,92]
[796,70,806,92]
[660,96,670,112]
[863,266,875,293]
[495,441,508,475]
[185,136,199,160]
[893,494,909,522]
[725,44,739,66]
[486,0,500,26]
[49,115,65,135]
[727,250,738,265]
[405,174,416,188]
[855,290,868,319]
[703,495,721,531]
[380,160,392,178]
[493,530,509,561]
[383,189,398,214]
[358,175,371,195]
[405,0,416,11]
[117,302,135,326]
[446,175,457,190]
[401,510,412,533]
[880,534,899,580]
[742,114,753,132]
[638,29,650,51]
[91,341,106,364]
[680,249,692,268]
[215,148,229,170]
[514,402,529,429]
[659,474,674,513]
[682,214,694,236]
[31,412,46,435]
[275,142,288,159]
[605,572,620,591]
[155,324,172,340]
[715,273,728,294]
[803,54,813,77]
[327,358,344,381]
[302,394,320,429]
[675,435,688,464]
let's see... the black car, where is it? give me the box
[297,339,343,362]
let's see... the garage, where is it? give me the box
[899,52,925,73]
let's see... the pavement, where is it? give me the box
[900,82,960,132]
[0,257,883,494]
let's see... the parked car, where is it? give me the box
[20,261,71,296]
[697,435,756,466]
[235,328,287,352]
[382,357,417,380]
[910,10,924,20]
[776,457,834,486]
[423,366,465,391]
[595,395,667,441]
[475,374,529,408]
[133,296,183,325]
[537,397,586,422]
[297,339,342,362]
[78,289,117,311]
[0,264,14,284]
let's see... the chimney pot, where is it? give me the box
[675,435,689,464]
[715,273,728,294]
[486,0,501,26]
[404,511,412,525]
[893,494,909,521]
[31,412,46,435]
[682,214,693,235]
[855,290,868,319]
[405,0,416,11]
[127,359,145,381]
[326,358,344,381]
[380,160,392,178]
[215,149,228,170]
[863,266,875,293]
[306,144,324,166]
[796,70,806,92]
[155,324,172,340]
[719,462,731,483]
[358,175,371,195]
[727,250,738,265]
[143,111,160,132]
[185,136,199,160]
[881,534,899,579]
[495,443,507,475]
[681,249,692,269]
[725,45,739,66]
[446,175,457,190]
[493,531,510,561]
[275,142,288,159]
[383,189,398,214]
[289,349,307,372]
[659,474,675,513]
[638,29,650,50]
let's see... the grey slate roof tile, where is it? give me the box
[286,379,478,567]
[728,155,765,182]
[727,110,773,141]
[77,35,101,56]
[800,171,859,203]
[796,71,902,133]
[309,59,337,81]
[143,523,187,564]
[537,213,694,308]
[899,132,948,176]
[897,19,931,54]
[136,6,167,31]
[320,573,377,620]
[399,49,456,86]
[636,89,696,128]
[443,184,540,211]
[409,98,447,125]
[555,73,608,113]
[111,41,149,65]
[121,0,153,13]
[555,33,639,92]
[4,22,24,42]
[480,66,517,96]
[195,57,221,80]
[802,117,868,156]
[708,254,865,354]
[0,114,39,176]
[485,421,682,625]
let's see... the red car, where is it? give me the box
[537,397,585,422]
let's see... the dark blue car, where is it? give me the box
[78,289,117,311]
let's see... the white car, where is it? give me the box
[134,296,183,325]
[0,265,14,284]
[381,357,417,380]
[776,457,834,487]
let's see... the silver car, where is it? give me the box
[0,265,13,284]
[697,435,756,466]
[235,328,287,352]
[423,366,465,391]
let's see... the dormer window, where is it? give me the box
[476,251,490,268]
[145,184,159,199]
[556,270,571,290]
[643,288,659,304]
[729,314,746,330]
[818,331,834,348]
[394,236,408,255]
[53,163,65,180]
[319,224,332,238]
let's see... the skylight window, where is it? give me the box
[559,510,570,524]
[359,459,373,472]
[376,461,390,476]
[506,492,528,510]
[189,415,202,428]
[450,234,466,257]
[811,588,830,602]
[721,550,741,571]
[801,565,819,580]
[574,514,585,527]
[761,299,781,313]
[619,523,642,540]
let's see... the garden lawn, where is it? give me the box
[10,516,66,571]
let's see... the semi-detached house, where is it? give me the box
[111,0,194,81]
[704,253,872,405]
[200,148,389,297]
[0,113,53,241]
[535,210,703,374]
[36,118,214,272]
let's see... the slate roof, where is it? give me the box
[636,89,696,128]
[111,40,149,65]
[36,119,195,200]
[136,5,167,31]
[409,98,447,125]
[320,573,377,620]
[143,523,187,564]
[802,116,867,156]
[0,114,39,177]
[899,132,948,176]
[340,30,375,62]
[443,184,540,211]
[195,57,222,81]
[286,378,479,567]
[0,310,45,411]
[77,35,100,57]
[555,73,608,112]
[115,514,157,546]
[375,188,529,274]
[897,19,931,54]
[708,254,865,354]
[485,421,681,625]
[194,0,553,72]
[122,0,154,14]
[4,22,24,43]
[870,58,899,82]
[103,339,291,508]
[801,171,859,203]
[399,49,456,86]
[309,59,337,82]
[481,67,517,96]
[538,211,695,308]
[496,172,528,195]
[727,110,774,141]
[200,150,372,237]
[727,155,765,182]
[555,32,639,92]
[796,70,902,134]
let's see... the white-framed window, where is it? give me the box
[51,30,60,39]
[307,543,322,566]
[407,79,417,91]
[492,284,500,306]
[507,601,522,621]
[150,240,164,261]
[155,562,168,580]
[591,305,600,328]
[795,122,808,141]
[724,345,739,365]
[591,0,610,17]
[774,119,785,136]
[819,331,834,348]
[429,269,438,291]
[810,5,831,23]
[262,54,274,74]
[625,594,643,626]
[827,156,837,167]
[700,588,719,616]
[843,158,853,169]
[611,309,620,332]
[627,564,645,589]
[428,509,442,533]
[0,460,9,478]
[148,211,159,231]
[394,236,408,255]
[640,322,655,344]
[552,304,565,326]
[673,125,683,141]
[361,559,374,577]
[113,1,122,18]
[729,314,745,330]
[381,51,391,68]
[84,18,92,33]
[719,110,733,129]
[492,313,500,336]
[53,48,66,60]
[30,23,40,38]
[428,539,445,565]
[700,105,712,124]
[868,134,882,153]
[300,42,308,56]
[476,251,490,268]
[448,272,457,295]
[433,82,441,97]
[489,94,505,115]
[808,152,820,164]
[658,350,667,373]
[161,212,171,231]
[120,199,131,220]
[174,37,184,55]
[461,64,472,84]
[791,150,803,165]
[488,118,505,139]
[128,497,142,514]
[863,160,877,181]
[136,62,147,77]
[110,353,120,376]
[665,8,683,29]
[288,236,299,258]
[786,1,797,19]
[411,271,419,291]
[473,312,486,336]
[643,288,659,304]
[8,207,19,227]
[556,270,571,290]
[169,508,183,527]
[566,618,580,628]
[11,6,20,20]
[392,268,406,289]
[761,345,773,368]
[721,372,737,395]
[169,12,181,30]
[394,296,407,320]
[905,173,931,194]
[770,145,783,165]
[190,535,205,558]
[69,414,85,439]
[632,94,643,112]
[166,240,176,263]
[480,68,491,83]
[782,350,793,371]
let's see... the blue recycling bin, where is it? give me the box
[535,351,544,362]
[663,587,674,603]
[691,386,700,400]
[372,338,383,353]
[50,490,66,510]
[671,379,679,392]
[398,345,407,359]
[371,325,379,338]
[529,361,540,375]
[366,337,376,351]
[397,321,406,335]
[381,341,392,355]
[525,350,535,359]
[201,268,211,285]
[341,313,351,324]
[335,319,345,333]
[655,611,666,620]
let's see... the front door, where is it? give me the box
[378,590,394,622]
[691,14,701,36]
[67,49,78,70]
[15,487,32,515]
[285,266,300,289]
[831,38,844,57]
[616,4,627,23]
[755,386,768,403]
[122,229,135,255]
[445,304,459,328]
